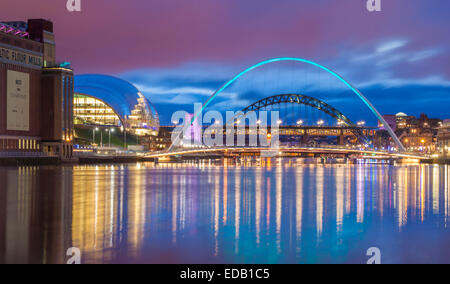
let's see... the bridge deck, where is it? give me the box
[146,147,427,160]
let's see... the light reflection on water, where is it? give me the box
[0,161,449,264]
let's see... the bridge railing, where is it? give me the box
[151,144,420,155]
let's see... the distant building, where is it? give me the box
[0,19,74,159]
[437,119,450,158]
[378,112,442,153]
[147,126,174,151]
[379,114,397,132]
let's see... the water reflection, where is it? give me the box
[0,162,449,264]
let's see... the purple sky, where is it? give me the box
[2,0,449,123]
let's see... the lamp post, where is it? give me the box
[445,134,448,158]
[108,128,111,147]
[124,129,127,150]
[108,128,115,147]
[93,127,99,145]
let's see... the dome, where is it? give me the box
[396,112,408,117]
[74,74,159,135]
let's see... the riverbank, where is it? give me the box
[431,158,450,165]
[0,156,60,166]
[0,155,155,166]
[78,156,154,164]
[0,155,448,166]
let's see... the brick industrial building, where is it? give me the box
[0,19,74,160]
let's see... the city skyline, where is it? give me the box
[2,0,449,124]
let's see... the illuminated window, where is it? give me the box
[74,94,121,126]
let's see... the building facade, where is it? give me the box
[0,19,73,159]
[437,119,450,158]
[378,112,442,153]
[73,74,159,148]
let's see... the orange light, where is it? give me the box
[267,134,272,139]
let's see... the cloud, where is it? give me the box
[118,48,450,124]
[358,74,450,89]
[408,48,443,62]
[376,40,408,54]
[135,85,215,98]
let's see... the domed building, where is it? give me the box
[73,74,159,137]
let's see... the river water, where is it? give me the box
[0,161,449,264]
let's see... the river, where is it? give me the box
[0,161,449,264]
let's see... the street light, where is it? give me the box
[109,128,115,147]
[93,127,99,145]
[277,120,283,125]
[317,120,324,126]
[357,121,366,126]
[297,120,304,126]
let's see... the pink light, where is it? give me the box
[0,24,29,38]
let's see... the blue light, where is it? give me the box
[59,61,71,68]
[196,58,375,121]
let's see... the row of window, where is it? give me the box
[0,138,40,151]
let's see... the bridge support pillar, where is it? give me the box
[302,135,309,145]
[338,135,344,146]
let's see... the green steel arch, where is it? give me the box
[234,94,370,144]
[171,57,405,152]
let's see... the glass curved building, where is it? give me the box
[74,74,159,136]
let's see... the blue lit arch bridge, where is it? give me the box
[151,58,429,162]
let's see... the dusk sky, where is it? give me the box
[3,0,449,124]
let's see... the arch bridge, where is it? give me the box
[233,93,370,145]
[169,57,406,153]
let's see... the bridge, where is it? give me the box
[159,57,428,162]
[228,93,374,146]
[145,146,427,162]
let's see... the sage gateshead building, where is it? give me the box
[73,74,160,138]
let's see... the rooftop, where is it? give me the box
[0,22,29,38]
